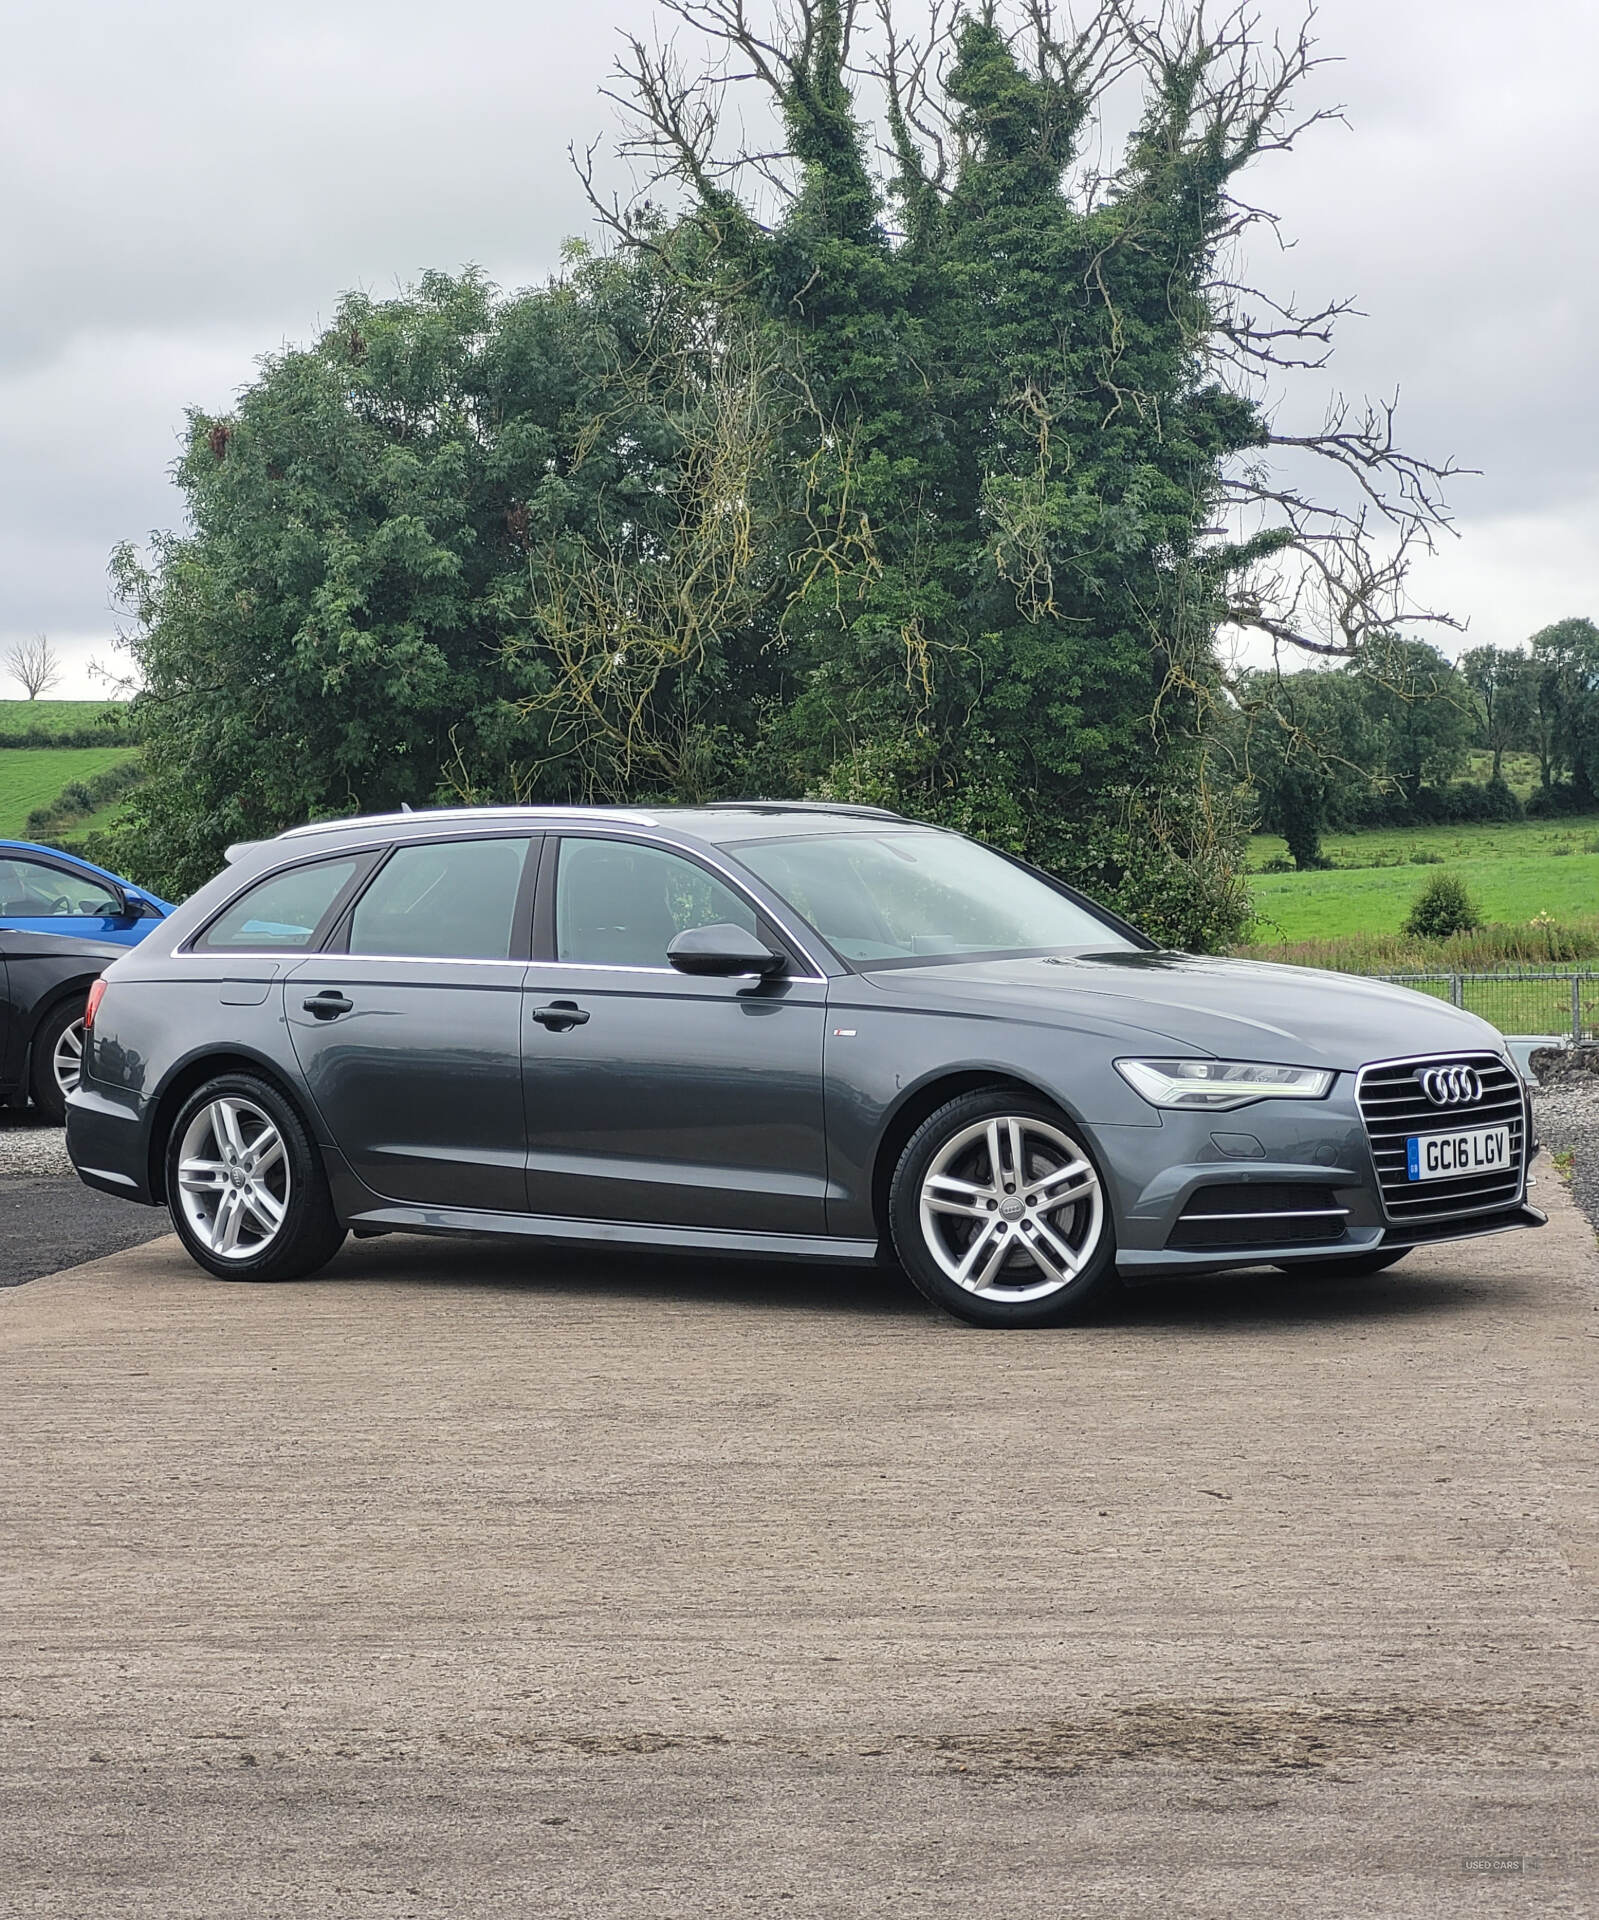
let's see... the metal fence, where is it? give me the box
[1372,971,1599,1043]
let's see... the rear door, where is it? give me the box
[521,833,829,1233]
[285,834,538,1213]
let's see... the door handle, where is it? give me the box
[302,991,353,1020]
[530,1000,590,1031]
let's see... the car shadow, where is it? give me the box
[320,1232,1490,1331]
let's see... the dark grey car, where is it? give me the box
[66,803,1543,1326]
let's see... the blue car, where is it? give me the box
[0,841,172,946]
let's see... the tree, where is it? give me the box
[5,633,62,700]
[1530,617,1599,805]
[581,0,1454,942]
[1460,644,1537,783]
[113,1,1458,948]
[1356,635,1475,806]
[1230,666,1375,864]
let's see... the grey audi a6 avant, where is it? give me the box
[66,803,1543,1327]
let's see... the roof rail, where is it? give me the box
[697,800,905,821]
[276,805,660,840]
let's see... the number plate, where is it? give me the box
[1406,1125,1512,1182]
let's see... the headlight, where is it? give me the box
[1115,1058,1334,1111]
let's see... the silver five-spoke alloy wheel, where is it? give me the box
[917,1114,1104,1303]
[51,1017,84,1101]
[175,1096,290,1261]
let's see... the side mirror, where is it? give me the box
[106,884,131,918]
[667,923,785,978]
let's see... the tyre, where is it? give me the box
[163,1072,346,1282]
[1273,1247,1410,1280]
[889,1090,1117,1328]
[30,998,86,1126]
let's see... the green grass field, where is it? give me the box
[0,748,141,840]
[0,699,129,736]
[1247,815,1599,942]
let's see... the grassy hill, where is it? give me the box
[0,747,141,841]
[0,700,142,845]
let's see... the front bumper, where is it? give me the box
[1100,1075,1543,1278]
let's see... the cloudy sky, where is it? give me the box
[3,0,1595,696]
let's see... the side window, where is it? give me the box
[348,837,531,961]
[555,837,756,968]
[0,856,120,918]
[200,858,362,952]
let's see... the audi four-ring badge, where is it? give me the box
[1418,1065,1484,1107]
[64,804,1546,1328]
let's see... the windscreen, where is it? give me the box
[734,830,1134,965]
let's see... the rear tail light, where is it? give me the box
[84,979,107,1031]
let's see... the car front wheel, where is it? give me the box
[889,1091,1117,1328]
[164,1073,346,1282]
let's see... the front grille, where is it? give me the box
[1169,1183,1347,1252]
[1357,1053,1526,1222]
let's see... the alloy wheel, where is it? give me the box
[51,1017,85,1100]
[175,1096,290,1261]
[917,1113,1104,1304]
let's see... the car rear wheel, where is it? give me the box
[164,1073,346,1282]
[30,999,86,1126]
[889,1091,1117,1328]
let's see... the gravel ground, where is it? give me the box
[0,1111,166,1286]
[0,1110,74,1177]
[1530,1079,1599,1238]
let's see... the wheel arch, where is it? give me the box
[145,1052,319,1205]
[26,973,101,1048]
[23,975,101,1099]
[868,1068,1074,1249]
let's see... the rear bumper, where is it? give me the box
[65,1088,157,1205]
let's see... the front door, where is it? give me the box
[0,852,139,944]
[285,834,536,1213]
[522,833,829,1232]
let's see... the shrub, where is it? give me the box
[1525,782,1589,819]
[1410,849,1444,864]
[1259,854,1294,874]
[1402,872,1484,940]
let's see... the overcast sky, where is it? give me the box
[3,0,1595,696]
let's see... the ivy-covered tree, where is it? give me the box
[112,1,1455,950]
[582,0,1455,942]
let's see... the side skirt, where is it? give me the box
[345,1202,883,1267]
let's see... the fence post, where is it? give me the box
[1575,974,1584,1046]
[1450,974,1463,1010]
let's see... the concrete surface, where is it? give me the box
[1,1165,1595,1918]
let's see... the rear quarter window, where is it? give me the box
[198,857,364,952]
